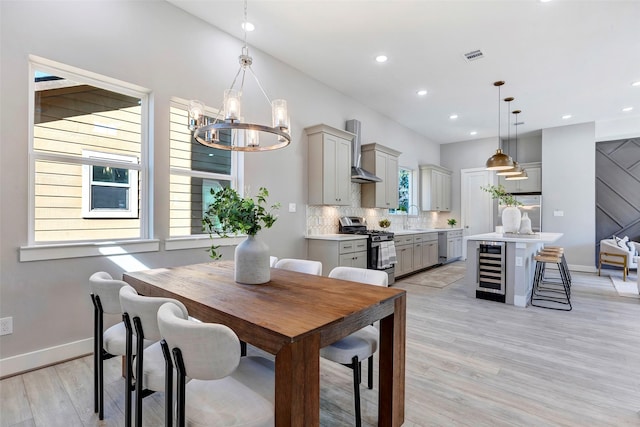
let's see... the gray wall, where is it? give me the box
[542,123,596,270]
[0,0,439,372]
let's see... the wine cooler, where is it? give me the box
[476,241,506,302]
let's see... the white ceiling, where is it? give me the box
[166,0,640,144]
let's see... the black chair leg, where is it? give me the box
[351,355,362,427]
[91,295,99,415]
[173,348,187,427]
[160,340,173,427]
[367,355,373,389]
[123,313,133,427]
[133,317,145,427]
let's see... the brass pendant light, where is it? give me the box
[506,109,528,180]
[486,81,514,170]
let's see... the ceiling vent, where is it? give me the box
[463,49,484,62]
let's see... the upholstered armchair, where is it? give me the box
[599,238,639,281]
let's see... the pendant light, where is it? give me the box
[497,98,522,176]
[186,0,291,152]
[506,109,528,180]
[485,81,514,170]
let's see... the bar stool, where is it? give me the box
[542,245,572,285]
[531,250,572,311]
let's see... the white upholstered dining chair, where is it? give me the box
[119,285,189,427]
[274,258,322,275]
[321,266,388,427]
[88,272,153,421]
[157,302,275,427]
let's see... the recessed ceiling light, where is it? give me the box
[417,90,428,96]
[375,55,388,63]
[241,21,255,32]
[632,81,640,87]
[470,131,477,136]
[449,114,458,119]
[540,0,552,3]
[622,106,634,112]
[562,114,572,120]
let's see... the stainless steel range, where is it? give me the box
[339,216,396,285]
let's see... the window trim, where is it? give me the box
[22,55,152,261]
[390,166,419,215]
[168,98,244,244]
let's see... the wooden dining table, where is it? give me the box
[123,261,406,426]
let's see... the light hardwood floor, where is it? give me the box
[1,266,639,426]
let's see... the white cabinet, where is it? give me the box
[308,238,368,276]
[438,229,463,263]
[498,162,542,194]
[420,165,452,211]
[305,124,354,206]
[361,143,401,209]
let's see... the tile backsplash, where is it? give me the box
[305,183,450,235]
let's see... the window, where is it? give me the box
[390,167,415,214]
[168,100,242,238]
[82,151,138,218]
[29,57,149,244]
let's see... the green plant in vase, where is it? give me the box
[480,184,522,207]
[481,184,522,233]
[447,218,457,228]
[203,186,280,260]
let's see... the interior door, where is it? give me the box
[461,168,494,258]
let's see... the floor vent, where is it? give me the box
[463,49,484,62]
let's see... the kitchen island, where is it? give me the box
[464,232,563,307]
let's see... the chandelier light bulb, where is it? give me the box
[224,89,241,121]
[272,99,288,129]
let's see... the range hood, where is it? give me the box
[345,119,382,183]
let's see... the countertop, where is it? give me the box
[393,228,463,235]
[306,228,464,240]
[464,232,563,243]
[305,234,368,241]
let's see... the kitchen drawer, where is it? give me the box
[394,235,414,246]
[423,232,438,242]
[413,234,424,243]
[444,230,463,238]
[339,239,367,254]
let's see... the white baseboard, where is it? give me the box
[0,338,93,378]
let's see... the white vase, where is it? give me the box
[234,235,270,284]
[519,212,532,234]
[502,206,521,233]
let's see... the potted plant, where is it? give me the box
[447,218,457,228]
[481,184,522,233]
[203,186,280,284]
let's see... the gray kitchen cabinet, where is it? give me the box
[420,164,452,211]
[308,238,367,276]
[413,232,439,272]
[498,162,542,193]
[305,124,354,206]
[438,229,463,263]
[361,143,401,209]
[422,233,439,268]
[393,234,414,277]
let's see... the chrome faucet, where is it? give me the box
[403,204,420,229]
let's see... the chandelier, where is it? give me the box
[485,81,514,170]
[186,0,291,152]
